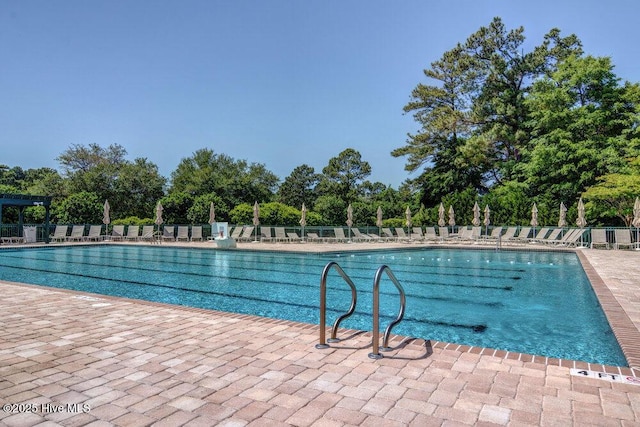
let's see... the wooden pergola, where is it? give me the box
[0,194,52,243]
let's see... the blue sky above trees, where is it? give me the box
[1,1,639,187]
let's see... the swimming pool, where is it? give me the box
[0,245,626,366]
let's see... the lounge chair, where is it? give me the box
[0,233,21,244]
[162,226,175,241]
[482,226,503,242]
[125,225,140,241]
[50,225,69,242]
[614,229,634,250]
[67,225,85,241]
[382,228,397,242]
[351,228,373,242]
[590,228,609,249]
[512,227,531,243]
[84,225,103,241]
[457,227,473,242]
[471,226,482,241]
[287,232,303,243]
[456,227,480,242]
[367,231,384,242]
[423,227,438,242]
[191,226,203,242]
[411,227,425,242]
[229,226,243,240]
[544,228,580,246]
[260,227,274,242]
[539,228,563,244]
[500,227,517,242]
[237,226,255,242]
[333,228,348,243]
[528,227,550,243]
[394,228,411,242]
[274,227,291,243]
[563,229,587,247]
[176,226,190,241]
[306,232,324,243]
[438,226,450,241]
[140,225,155,242]
[111,225,125,241]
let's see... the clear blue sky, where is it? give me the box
[1,1,639,188]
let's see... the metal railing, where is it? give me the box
[368,265,406,359]
[316,261,358,349]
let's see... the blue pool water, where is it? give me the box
[0,245,626,366]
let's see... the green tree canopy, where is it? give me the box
[53,191,103,224]
[317,148,371,203]
[56,143,165,220]
[159,192,194,224]
[187,193,228,224]
[523,55,640,203]
[170,148,279,211]
[394,17,582,207]
[582,158,640,226]
[276,164,321,209]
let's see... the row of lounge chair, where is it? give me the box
[109,225,204,242]
[589,228,638,250]
[3,224,637,249]
[48,225,205,242]
[235,225,637,249]
[50,225,108,242]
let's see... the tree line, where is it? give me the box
[0,145,410,227]
[1,17,639,227]
[393,17,640,227]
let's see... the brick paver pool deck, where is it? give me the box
[1,241,640,426]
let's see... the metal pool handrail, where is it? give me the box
[316,261,358,349]
[369,264,406,359]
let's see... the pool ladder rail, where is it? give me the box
[316,262,407,359]
[315,261,357,348]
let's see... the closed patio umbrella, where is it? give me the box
[209,202,216,238]
[483,205,490,235]
[154,201,163,243]
[633,197,640,227]
[448,205,455,228]
[209,202,216,225]
[576,198,587,247]
[558,202,567,228]
[103,200,110,225]
[376,205,383,236]
[472,202,480,227]
[633,197,640,250]
[102,200,110,239]
[438,203,446,227]
[576,198,587,228]
[405,206,412,230]
[253,201,260,242]
[530,203,538,236]
[299,203,307,241]
[346,204,353,242]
